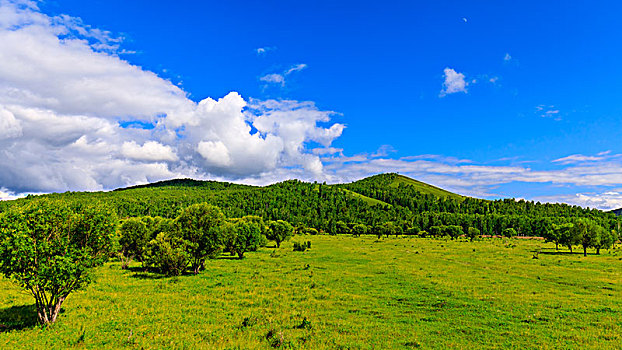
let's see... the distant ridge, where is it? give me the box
[114,178,255,191]
[609,208,622,216]
[113,173,463,200]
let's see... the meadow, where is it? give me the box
[0,235,620,349]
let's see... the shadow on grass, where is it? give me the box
[534,249,598,256]
[130,272,167,280]
[0,304,38,332]
[216,255,242,260]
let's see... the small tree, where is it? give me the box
[596,229,614,254]
[231,221,262,259]
[221,221,238,256]
[573,218,602,257]
[144,231,191,276]
[176,203,225,274]
[446,225,463,240]
[351,223,367,237]
[467,227,480,242]
[503,228,517,238]
[0,200,117,325]
[267,220,294,248]
[548,223,572,250]
[336,221,350,235]
[118,217,149,267]
[560,223,579,253]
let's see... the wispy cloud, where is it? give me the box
[504,53,512,61]
[260,63,307,87]
[255,46,275,56]
[536,105,561,120]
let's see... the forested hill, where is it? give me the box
[0,173,617,236]
[610,208,622,216]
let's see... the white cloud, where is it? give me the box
[536,105,561,120]
[0,2,343,193]
[255,46,275,55]
[259,73,285,86]
[121,141,178,162]
[440,67,467,97]
[535,192,622,211]
[553,154,606,165]
[260,63,307,87]
[504,53,512,61]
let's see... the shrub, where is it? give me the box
[467,227,480,241]
[144,232,190,276]
[293,241,311,252]
[0,199,117,325]
[351,223,367,237]
[118,217,149,267]
[300,227,319,235]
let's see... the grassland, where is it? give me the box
[0,236,620,349]
[391,174,463,200]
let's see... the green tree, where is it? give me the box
[231,220,263,259]
[596,229,614,254]
[548,223,572,250]
[118,217,149,267]
[503,228,517,238]
[176,203,225,274]
[144,231,191,276]
[467,227,480,241]
[267,220,294,247]
[0,200,117,325]
[351,223,367,237]
[336,221,350,235]
[573,218,602,256]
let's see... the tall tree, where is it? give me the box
[176,203,225,274]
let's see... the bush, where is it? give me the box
[144,232,190,276]
[118,217,149,267]
[503,228,517,238]
[293,241,311,252]
[467,227,480,241]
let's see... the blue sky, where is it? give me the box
[1,0,622,209]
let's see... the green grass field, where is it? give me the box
[391,175,463,200]
[0,236,620,349]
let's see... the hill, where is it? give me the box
[609,208,622,216]
[0,173,617,236]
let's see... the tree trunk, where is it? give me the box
[583,246,587,257]
[36,296,65,325]
[238,251,244,259]
[597,247,600,255]
[568,245,573,253]
[555,242,558,250]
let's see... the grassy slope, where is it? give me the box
[0,236,620,349]
[391,174,463,200]
[341,188,390,207]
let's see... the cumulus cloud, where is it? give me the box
[504,53,512,61]
[439,67,467,97]
[0,1,343,194]
[121,141,178,162]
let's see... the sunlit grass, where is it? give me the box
[0,236,620,349]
